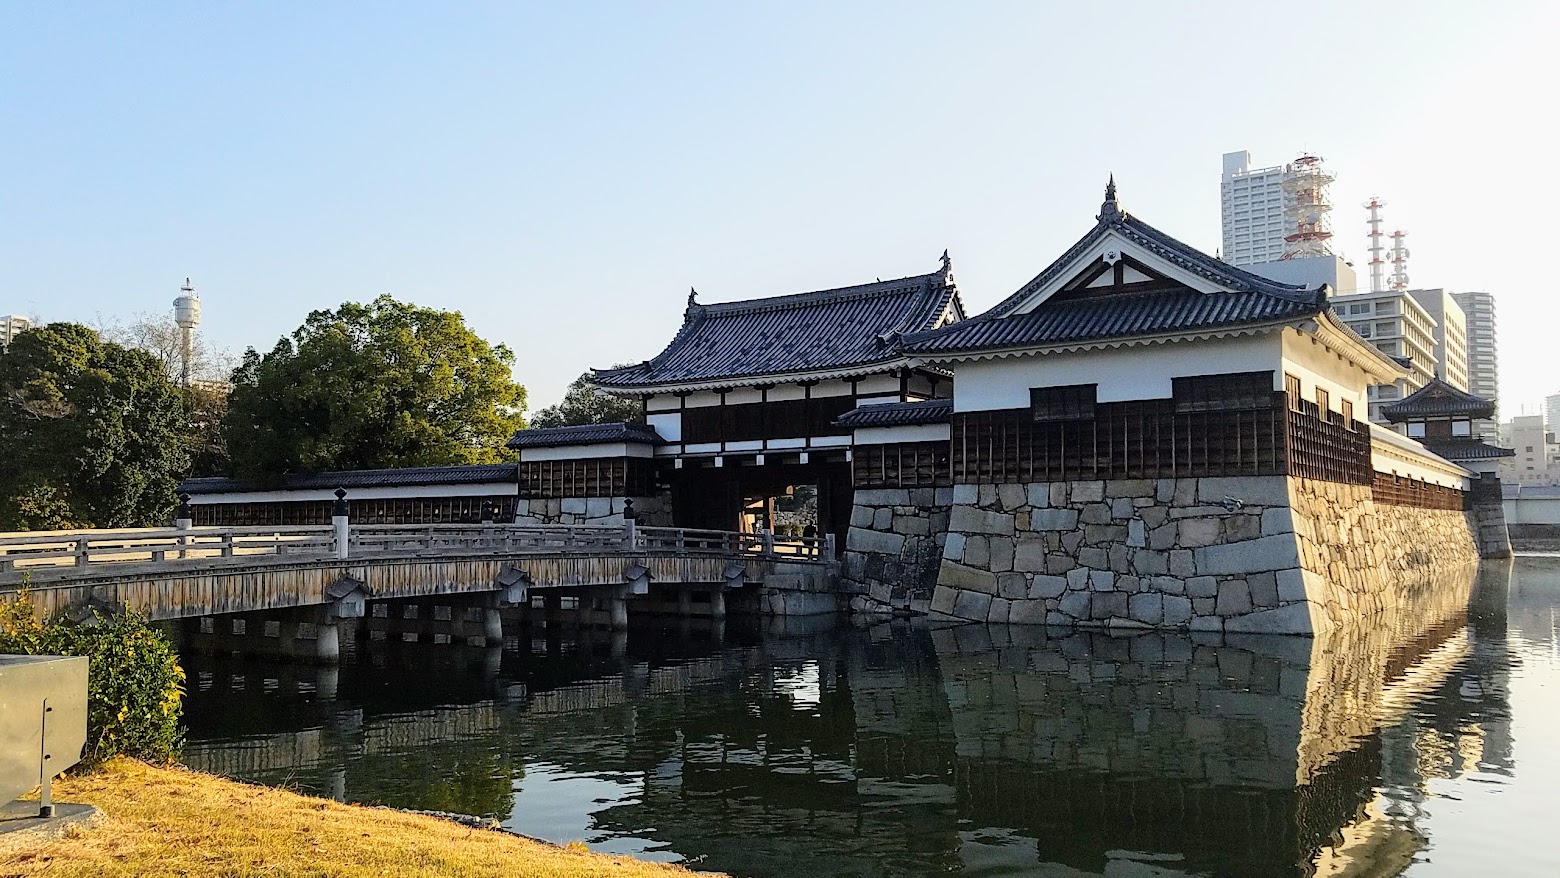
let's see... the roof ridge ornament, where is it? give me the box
[1099,173,1121,221]
[937,248,955,286]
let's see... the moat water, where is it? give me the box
[179,557,1560,877]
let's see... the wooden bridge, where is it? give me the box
[0,522,836,660]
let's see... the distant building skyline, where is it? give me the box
[1,314,32,350]
[1408,288,1469,391]
[1332,289,1439,425]
[1220,151,1292,266]
[1452,291,1499,440]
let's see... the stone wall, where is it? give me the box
[512,494,672,527]
[1288,478,1479,633]
[933,476,1314,632]
[930,475,1482,636]
[840,487,952,616]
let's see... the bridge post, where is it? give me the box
[710,586,727,621]
[622,498,638,549]
[482,605,504,644]
[608,585,630,631]
[332,488,350,560]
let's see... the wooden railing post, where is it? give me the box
[74,538,89,568]
[761,528,774,557]
[823,533,836,560]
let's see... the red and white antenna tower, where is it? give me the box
[1364,197,1387,292]
[1388,230,1410,291]
[1280,154,1336,260]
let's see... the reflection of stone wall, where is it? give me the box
[512,494,671,527]
[1289,479,1479,633]
[841,487,952,615]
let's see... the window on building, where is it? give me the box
[1172,371,1275,413]
[1315,387,1330,415]
[1407,423,1427,438]
[1452,420,1472,437]
[1526,446,1534,452]
[1342,399,1354,424]
[1285,373,1303,409]
[1031,384,1096,422]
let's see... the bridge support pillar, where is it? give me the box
[608,585,630,631]
[482,606,504,644]
[316,620,341,662]
[710,587,726,621]
[677,589,692,617]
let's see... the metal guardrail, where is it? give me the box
[0,522,833,584]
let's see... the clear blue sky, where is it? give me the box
[3,1,1555,412]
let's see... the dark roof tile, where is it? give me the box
[835,398,954,429]
[593,270,961,389]
[1381,378,1497,421]
[506,422,662,449]
[1419,439,1515,461]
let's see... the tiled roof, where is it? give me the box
[899,184,1327,357]
[179,464,518,496]
[506,422,662,448]
[1420,439,1515,462]
[592,268,962,390]
[1504,484,1560,499]
[835,398,954,429]
[1381,378,1496,421]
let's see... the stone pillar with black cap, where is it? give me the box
[332,488,350,560]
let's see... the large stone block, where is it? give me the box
[1031,508,1080,531]
[930,585,958,615]
[943,532,967,562]
[1109,498,1136,520]
[1030,575,1067,599]
[850,505,874,528]
[1177,517,1222,548]
[1187,576,1218,598]
[893,515,931,536]
[1198,476,1290,508]
[997,572,1028,599]
[1248,571,1279,608]
[1010,599,1049,625]
[1091,592,1128,620]
[1065,567,1090,590]
[1215,579,1253,616]
[1222,514,1262,542]
[1077,547,1108,568]
[964,535,990,567]
[989,536,1015,572]
[1162,594,1193,625]
[949,505,1015,536]
[1106,479,1155,498]
[939,560,998,594]
[1131,550,1168,576]
[855,488,911,507]
[849,527,906,556]
[987,597,1013,623]
[1223,602,1314,635]
[1275,568,1307,603]
[561,497,588,515]
[1128,593,1163,625]
[1026,483,1052,509]
[1193,534,1301,575]
[952,589,992,621]
[1261,507,1295,536]
[873,507,893,529]
[1089,570,1115,592]
[997,483,1028,512]
[951,484,979,505]
[1058,590,1091,620]
[1013,537,1048,572]
[1071,481,1105,502]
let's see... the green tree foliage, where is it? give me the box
[528,368,641,428]
[222,295,527,481]
[0,323,190,530]
[1,595,185,766]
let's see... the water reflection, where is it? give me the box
[181,559,1560,877]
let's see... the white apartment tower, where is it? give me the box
[1451,291,1498,439]
[1220,151,1291,265]
[1331,290,1438,424]
[1,314,32,350]
[1407,289,1469,391]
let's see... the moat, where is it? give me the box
[179,557,1560,877]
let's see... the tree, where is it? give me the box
[99,312,235,477]
[222,295,527,481]
[0,323,190,530]
[529,367,642,428]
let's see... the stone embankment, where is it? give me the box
[848,475,1480,635]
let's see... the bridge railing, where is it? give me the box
[0,526,336,575]
[348,524,627,556]
[632,526,832,561]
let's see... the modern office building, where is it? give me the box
[1501,415,1560,486]
[1407,289,1469,391]
[1544,393,1560,432]
[1450,291,1498,439]
[1220,151,1291,265]
[1331,290,1438,424]
[1,314,33,350]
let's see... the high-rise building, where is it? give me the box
[1220,151,1291,265]
[1451,291,1498,439]
[1545,393,1560,432]
[1,314,32,350]
[1501,415,1560,486]
[1407,289,1469,391]
[1331,290,1437,424]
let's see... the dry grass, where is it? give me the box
[2,758,716,877]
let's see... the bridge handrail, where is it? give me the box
[348,523,625,556]
[0,525,337,574]
[633,526,829,560]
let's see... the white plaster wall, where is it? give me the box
[951,333,1283,412]
[1279,328,1371,416]
[189,482,518,505]
[646,396,680,413]
[1369,425,1471,489]
[856,373,900,394]
[767,384,807,401]
[518,442,654,461]
[853,423,952,445]
[1505,497,1560,524]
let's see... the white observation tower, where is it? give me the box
[173,278,201,387]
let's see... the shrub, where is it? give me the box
[1,594,185,765]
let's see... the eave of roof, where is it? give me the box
[835,398,954,429]
[506,422,662,449]
[592,267,962,390]
[1420,439,1516,461]
[178,463,519,496]
[1382,377,1497,421]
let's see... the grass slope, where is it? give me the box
[3,759,714,877]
